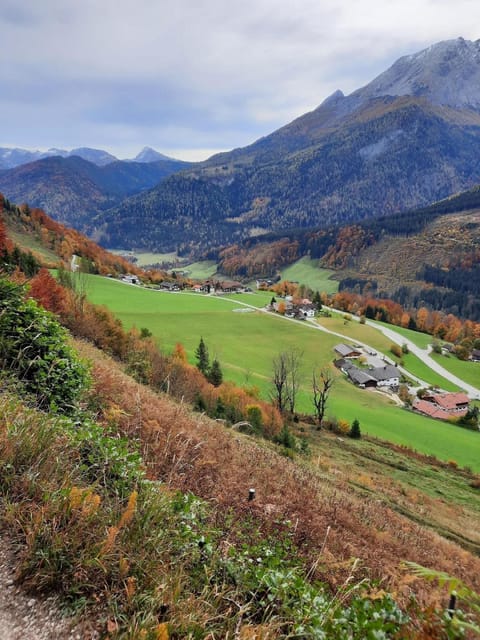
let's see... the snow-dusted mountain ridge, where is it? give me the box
[353,37,480,110]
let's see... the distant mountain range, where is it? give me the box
[2,38,480,257]
[90,37,480,254]
[0,154,191,231]
[0,145,176,169]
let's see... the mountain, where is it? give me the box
[130,146,174,162]
[353,37,480,110]
[0,155,191,231]
[0,146,118,169]
[215,183,480,320]
[94,37,480,254]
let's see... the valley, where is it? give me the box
[84,275,480,470]
[1,31,480,638]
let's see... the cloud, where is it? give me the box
[1,0,479,160]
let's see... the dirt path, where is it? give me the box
[0,536,93,640]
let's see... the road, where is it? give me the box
[121,284,480,400]
[363,320,479,399]
[220,294,479,400]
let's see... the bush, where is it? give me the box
[0,278,90,412]
[349,419,361,439]
[390,344,402,358]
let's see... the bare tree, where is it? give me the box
[271,351,289,413]
[271,349,304,415]
[285,348,304,415]
[312,367,334,428]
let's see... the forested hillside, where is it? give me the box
[0,154,191,231]
[1,204,480,637]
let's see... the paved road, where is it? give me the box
[363,320,479,399]
[125,286,480,399]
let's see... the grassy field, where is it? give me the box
[369,321,433,349]
[223,290,273,308]
[306,431,480,553]
[132,251,178,266]
[7,228,60,263]
[182,260,218,279]
[84,275,480,470]
[431,352,480,389]
[280,257,339,294]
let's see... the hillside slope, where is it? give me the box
[93,38,480,253]
[0,155,191,231]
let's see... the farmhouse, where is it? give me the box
[160,282,180,291]
[348,367,378,388]
[368,364,400,389]
[297,303,316,318]
[413,392,470,421]
[216,280,245,293]
[334,343,362,359]
[423,392,469,414]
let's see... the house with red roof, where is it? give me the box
[413,392,470,421]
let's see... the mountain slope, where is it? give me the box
[95,38,480,253]
[0,155,191,230]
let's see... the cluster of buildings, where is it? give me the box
[334,343,400,390]
[267,296,317,320]
[334,343,473,423]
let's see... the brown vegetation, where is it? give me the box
[79,339,480,601]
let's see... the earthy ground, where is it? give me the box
[0,536,95,640]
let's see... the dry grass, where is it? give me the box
[79,339,480,601]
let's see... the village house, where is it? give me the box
[343,362,400,390]
[413,392,470,421]
[348,367,378,388]
[334,343,362,359]
[215,280,245,293]
[297,303,316,318]
[160,281,180,291]
[368,364,400,389]
[471,348,480,362]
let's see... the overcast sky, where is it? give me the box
[1,0,478,161]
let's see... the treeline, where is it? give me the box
[0,194,145,277]
[393,283,480,322]
[328,289,480,349]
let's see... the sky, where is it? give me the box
[1,0,479,162]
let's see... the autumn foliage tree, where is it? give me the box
[29,268,67,315]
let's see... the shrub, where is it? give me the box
[390,344,402,358]
[0,277,90,412]
[349,419,361,439]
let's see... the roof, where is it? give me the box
[348,367,377,386]
[423,392,469,411]
[368,365,399,381]
[334,343,361,357]
[413,399,453,421]
[334,358,354,370]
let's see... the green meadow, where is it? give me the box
[280,257,339,294]
[182,260,218,279]
[431,352,480,389]
[84,275,480,470]
[369,321,433,349]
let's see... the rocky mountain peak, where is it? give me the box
[354,37,480,110]
[132,147,172,163]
